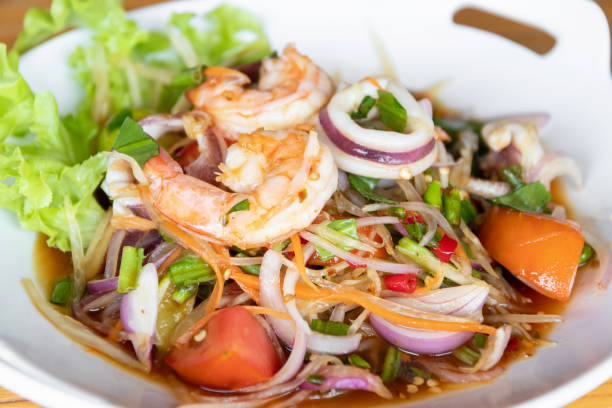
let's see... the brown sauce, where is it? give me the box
[30,180,580,406]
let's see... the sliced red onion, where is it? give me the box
[300,365,392,399]
[527,151,582,189]
[138,114,184,140]
[320,109,436,166]
[300,231,420,274]
[394,223,410,237]
[80,290,122,312]
[86,277,119,294]
[259,250,362,355]
[181,113,227,185]
[369,285,488,355]
[104,230,126,278]
[419,359,505,384]
[145,241,180,270]
[121,263,158,369]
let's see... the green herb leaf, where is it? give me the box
[432,117,483,139]
[348,173,398,204]
[487,181,552,213]
[501,165,523,190]
[50,277,73,305]
[408,366,431,380]
[315,245,336,262]
[350,95,376,120]
[227,199,250,215]
[376,90,407,133]
[117,246,144,293]
[112,117,159,167]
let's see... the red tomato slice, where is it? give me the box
[165,306,281,389]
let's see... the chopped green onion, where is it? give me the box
[471,269,482,280]
[409,366,431,380]
[50,277,73,305]
[197,284,214,300]
[405,221,426,242]
[376,90,407,133]
[381,346,402,384]
[350,95,376,119]
[432,117,483,139]
[424,180,442,209]
[388,206,406,218]
[172,284,198,304]
[453,346,480,366]
[473,333,488,349]
[460,199,477,225]
[348,173,398,204]
[487,181,551,213]
[396,237,458,279]
[271,239,290,251]
[348,354,371,370]
[112,117,160,167]
[235,252,261,276]
[117,246,145,293]
[443,188,461,227]
[307,374,325,385]
[168,256,215,286]
[501,165,523,190]
[579,242,594,266]
[227,199,250,215]
[170,65,206,88]
[310,319,349,336]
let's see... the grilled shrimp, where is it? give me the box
[186,45,334,141]
[142,128,337,248]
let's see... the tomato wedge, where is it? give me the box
[165,306,281,389]
[479,206,584,302]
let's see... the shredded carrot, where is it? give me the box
[291,233,318,291]
[243,306,292,321]
[363,76,382,89]
[110,214,156,231]
[229,270,496,336]
[415,266,444,294]
[107,319,123,342]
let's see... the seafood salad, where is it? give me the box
[1,1,608,407]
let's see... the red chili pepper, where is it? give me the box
[404,215,425,225]
[384,274,418,294]
[507,337,519,351]
[432,234,458,263]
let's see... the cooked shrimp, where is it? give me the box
[143,128,338,248]
[186,45,334,141]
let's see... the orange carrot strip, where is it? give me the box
[107,319,123,343]
[291,233,318,291]
[363,76,382,89]
[229,270,496,336]
[110,214,156,231]
[243,306,292,321]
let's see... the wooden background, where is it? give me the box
[0,0,611,407]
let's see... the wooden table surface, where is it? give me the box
[1,0,611,407]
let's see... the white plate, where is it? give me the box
[1,0,611,407]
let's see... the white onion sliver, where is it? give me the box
[300,231,421,274]
[229,256,264,266]
[355,216,400,228]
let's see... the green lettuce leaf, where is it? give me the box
[168,5,271,66]
[0,44,106,250]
